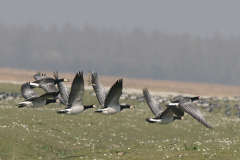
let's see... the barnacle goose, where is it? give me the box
[32,72,67,105]
[17,82,60,108]
[57,71,97,114]
[30,75,69,89]
[169,96,214,129]
[92,72,135,114]
[143,88,185,124]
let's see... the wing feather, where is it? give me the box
[91,71,108,107]
[104,79,122,107]
[142,88,164,117]
[179,99,213,129]
[67,71,84,108]
[53,71,69,104]
[21,82,39,99]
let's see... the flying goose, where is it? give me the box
[53,71,70,105]
[57,71,97,114]
[94,78,135,115]
[169,96,214,129]
[32,73,67,105]
[165,98,185,118]
[30,75,69,89]
[17,82,60,108]
[91,71,134,111]
[143,88,185,124]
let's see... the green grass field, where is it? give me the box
[0,83,240,159]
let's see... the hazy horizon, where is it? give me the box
[1,1,240,38]
[0,1,240,86]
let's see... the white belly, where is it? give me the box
[149,117,173,124]
[32,100,46,107]
[67,105,84,114]
[100,106,121,114]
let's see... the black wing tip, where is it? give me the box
[113,78,123,86]
[118,78,123,83]
[112,78,123,89]
[76,71,83,77]
[95,110,102,113]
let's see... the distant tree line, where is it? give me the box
[0,23,240,86]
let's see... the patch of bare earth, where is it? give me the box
[0,68,239,97]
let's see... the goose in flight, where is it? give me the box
[92,74,135,114]
[30,75,69,89]
[57,71,97,114]
[32,72,67,105]
[17,82,60,108]
[143,88,185,124]
[167,96,214,129]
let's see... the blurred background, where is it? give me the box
[1,0,240,85]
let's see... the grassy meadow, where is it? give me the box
[0,83,240,159]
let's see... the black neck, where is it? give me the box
[190,97,199,101]
[54,79,64,84]
[120,105,131,110]
[173,116,181,121]
[46,99,57,105]
[84,105,94,110]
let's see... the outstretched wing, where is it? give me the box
[53,71,70,104]
[179,99,213,129]
[143,88,164,117]
[21,82,39,99]
[91,71,108,107]
[104,79,122,108]
[40,82,59,93]
[67,71,84,108]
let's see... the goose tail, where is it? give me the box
[95,110,103,113]
[146,118,156,123]
[17,105,25,108]
[57,110,67,114]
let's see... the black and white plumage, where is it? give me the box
[57,71,97,114]
[32,73,67,105]
[166,99,185,117]
[93,77,135,114]
[143,88,185,124]
[53,71,70,105]
[17,82,60,108]
[178,96,214,129]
